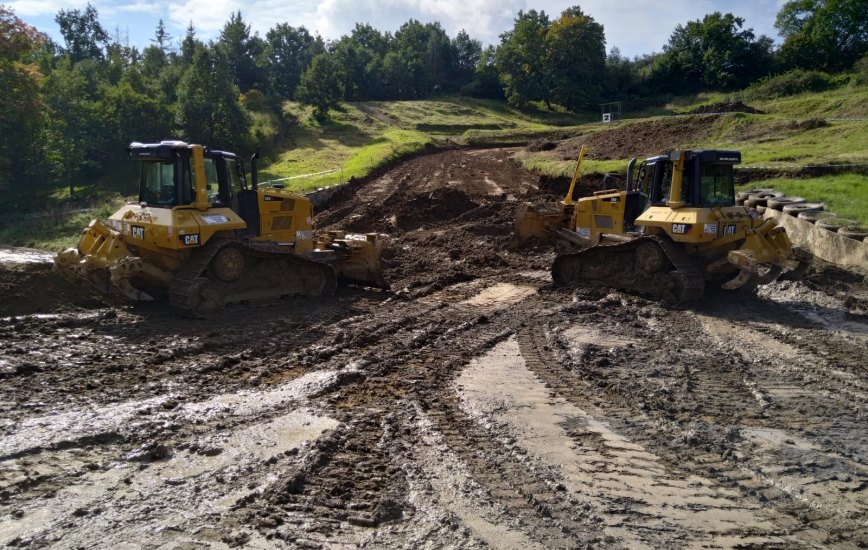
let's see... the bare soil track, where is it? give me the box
[1,149,867,549]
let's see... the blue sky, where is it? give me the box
[11,0,787,58]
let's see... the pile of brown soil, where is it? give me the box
[687,101,763,114]
[555,116,718,161]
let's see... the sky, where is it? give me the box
[11,0,788,59]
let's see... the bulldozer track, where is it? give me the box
[552,235,705,304]
[169,237,338,317]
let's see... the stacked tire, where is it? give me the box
[741,187,867,241]
[743,190,784,213]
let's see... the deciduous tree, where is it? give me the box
[296,53,345,118]
[544,7,606,110]
[55,3,108,63]
[775,0,868,70]
[496,10,550,108]
[653,12,773,92]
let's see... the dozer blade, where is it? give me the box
[510,202,567,248]
[723,218,798,290]
[315,232,390,290]
[54,218,172,302]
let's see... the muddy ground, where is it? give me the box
[1,148,867,549]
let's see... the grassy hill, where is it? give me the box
[2,82,867,249]
[257,99,589,190]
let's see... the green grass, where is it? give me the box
[709,115,868,166]
[737,174,868,227]
[662,81,868,119]
[0,194,127,250]
[513,110,868,179]
[257,97,592,190]
[259,103,433,190]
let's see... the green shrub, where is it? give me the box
[743,69,839,100]
[853,54,868,86]
[240,89,268,111]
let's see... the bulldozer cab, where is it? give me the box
[131,141,249,212]
[632,150,739,209]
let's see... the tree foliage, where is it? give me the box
[55,3,108,63]
[176,45,250,150]
[652,12,774,92]
[296,53,345,117]
[0,6,46,190]
[545,7,606,110]
[496,10,550,108]
[265,23,322,99]
[217,11,265,92]
[775,0,868,71]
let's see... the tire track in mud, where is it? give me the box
[693,301,868,544]
[510,310,797,548]
[509,288,867,547]
[234,276,612,548]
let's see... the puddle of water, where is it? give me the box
[461,283,536,309]
[1,368,343,459]
[0,247,54,265]
[0,409,337,548]
[457,337,789,547]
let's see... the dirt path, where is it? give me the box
[1,149,866,548]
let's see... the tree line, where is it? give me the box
[1,0,866,193]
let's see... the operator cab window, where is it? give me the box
[648,162,673,205]
[204,158,223,206]
[698,163,735,206]
[140,161,176,206]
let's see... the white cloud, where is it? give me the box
[117,1,163,15]
[8,0,89,17]
[309,0,523,44]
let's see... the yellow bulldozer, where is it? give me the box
[514,147,800,303]
[55,140,387,316]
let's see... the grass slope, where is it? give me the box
[258,98,588,190]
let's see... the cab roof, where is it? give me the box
[127,140,239,161]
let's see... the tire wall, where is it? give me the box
[306,183,349,209]
[763,208,868,271]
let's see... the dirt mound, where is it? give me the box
[687,100,763,114]
[385,188,479,231]
[555,116,718,161]
[316,148,551,292]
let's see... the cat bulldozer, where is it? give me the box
[513,147,800,303]
[55,140,387,316]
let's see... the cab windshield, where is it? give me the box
[138,159,193,207]
[698,163,735,206]
[139,161,176,206]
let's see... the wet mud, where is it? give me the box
[1,149,867,548]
